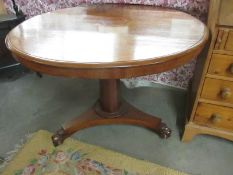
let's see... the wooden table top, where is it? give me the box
[6,4,208,79]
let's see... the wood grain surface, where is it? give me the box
[218,0,233,26]
[194,102,233,131]
[6,4,208,79]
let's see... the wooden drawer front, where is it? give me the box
[195,103,233,131]
[218,0,233,26]
[201,78,233,104]
[208,54,233,77]
[215,29,233,51]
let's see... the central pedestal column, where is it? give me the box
[100,79,120,113]
[52,79,171,146]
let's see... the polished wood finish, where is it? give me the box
[207,0,221,35]
[52,79,171,146]
[218,0,233,26]
[183,0,233,142]
[201,78,233,103]
[52,99,171,146]
[194,103,233,131]
[5,4,207,146]
[6,4,208,79]
[206,74,233,82]
[214,28,226,50]
[182,122,233,142]
[12,51,205,79]
[214,28,233,52]
[99,79,120,114]
[208,54,233,78]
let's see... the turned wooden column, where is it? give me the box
[99,79,120,113]
[95,79,127,118]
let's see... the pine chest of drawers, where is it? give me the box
[182,0,233,142]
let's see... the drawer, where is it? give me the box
[208,54,233,77]
[214,28,233,51]
[218,0,233,26]
[201,78,233,104]
[194,103,233,131]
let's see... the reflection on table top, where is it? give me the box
[6,4,208,68]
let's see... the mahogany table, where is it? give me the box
[6,4,208,146]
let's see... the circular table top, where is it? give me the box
[6,4,208,79]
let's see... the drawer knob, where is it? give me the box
[229,64,233,74]
[210,113,222,124]
[220,88,232,99]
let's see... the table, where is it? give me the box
[6,4,208,146]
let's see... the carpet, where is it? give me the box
[1,130,188,175]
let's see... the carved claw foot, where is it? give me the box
[158,123,172,139]
[51,128,66,147]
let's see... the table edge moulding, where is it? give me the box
[5,4,208,146]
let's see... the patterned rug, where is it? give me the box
[1,130,188,175]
